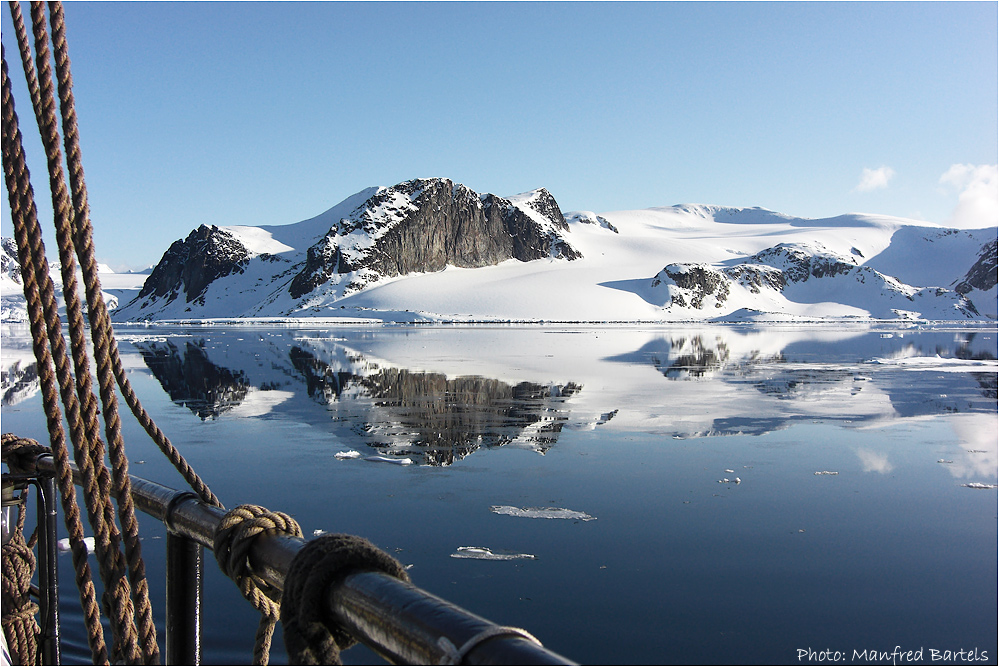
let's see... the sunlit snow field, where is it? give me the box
[1,323,996,665]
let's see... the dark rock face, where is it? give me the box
[289,238,351,300]
[290,178,580,296]
[749,244,856,282]
[653,265,730,308]
[138,225,249,304]
[954,239,998,294]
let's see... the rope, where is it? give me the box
[213,505,304,665]
[2,43,110,665]
[280,533,411,666]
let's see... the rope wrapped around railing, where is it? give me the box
[32,455,576,666]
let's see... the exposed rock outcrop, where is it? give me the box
[137,225,249,305]
[954,239,997,295]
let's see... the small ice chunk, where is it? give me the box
[724,469,735,473]
[490,506,596,521]
[937,459,954,464]
[313,529,327,537]
[717,478,741,484]
[335,450,362,459]
[451,546,536,561]
[960,483,998,490]
[814,471,839,475]
[364,456,413,465]
[57,537,95,553]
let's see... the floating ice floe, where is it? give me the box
[937,459,954,464]
[490,505,596,521]
[364,456,413,465]
[57,536,95,554]
[724,469,735,473]
[451,547,536,561]
[814,471,839,475]
[334,450,362,460]
[313,529,327,537]
[960,483,998,490]
[717,478,741,484]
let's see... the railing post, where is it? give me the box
[165,531,202,666]
[35,471,61,666]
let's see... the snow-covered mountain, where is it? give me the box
[1,237,128,323]
[3,178,996,323]
[113,178,577,320]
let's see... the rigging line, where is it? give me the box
[1,41,110,666]
[13,2,131,621]
[38,2,160,660]
[16,4,146,663]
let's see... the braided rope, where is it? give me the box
[214,505,304,665]
[38,4,160,660]
[2,45,110,666]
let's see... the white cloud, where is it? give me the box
[855,166,895,192]
[939,164,998,229]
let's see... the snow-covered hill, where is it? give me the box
[1,237,138,323]
[3,178,996,323]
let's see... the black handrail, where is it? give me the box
[33,454,575,666]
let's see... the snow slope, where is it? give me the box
[329,204,995,322]
[3,182,996,323]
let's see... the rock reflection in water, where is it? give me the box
[135,340,250,420]
[131,336,580,465]
[291,344,581,465]
[358,368,581,465]
[1,359,38,406]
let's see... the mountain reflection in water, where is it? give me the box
[135,340,251,420]
[134,337,580,465]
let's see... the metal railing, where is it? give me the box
[31,454,576,666]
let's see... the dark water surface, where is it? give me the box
[2,324,996,665]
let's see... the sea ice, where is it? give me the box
[57,537,95,553]
[364,456,413,465]
[960,482,998,490]
[717,478,741,484]
[490,505,596,521]
[450,546,536,561]
[335,450,362,459]
[814,471,839,475]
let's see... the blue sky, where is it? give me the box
[2,1,996,270]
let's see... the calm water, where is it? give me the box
[2,323,997,665]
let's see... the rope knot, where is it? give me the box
[281,533,411,665]
[213,504,303,665]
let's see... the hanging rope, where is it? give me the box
[213,505,304,666]
[2,40,111,665]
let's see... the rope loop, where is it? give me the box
[213,504,303,665]
[1,433,50,473]
[280,533,411,666]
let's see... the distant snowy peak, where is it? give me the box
[118,178,580,319]
[291,178,579,297]
[647,241,982,321]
